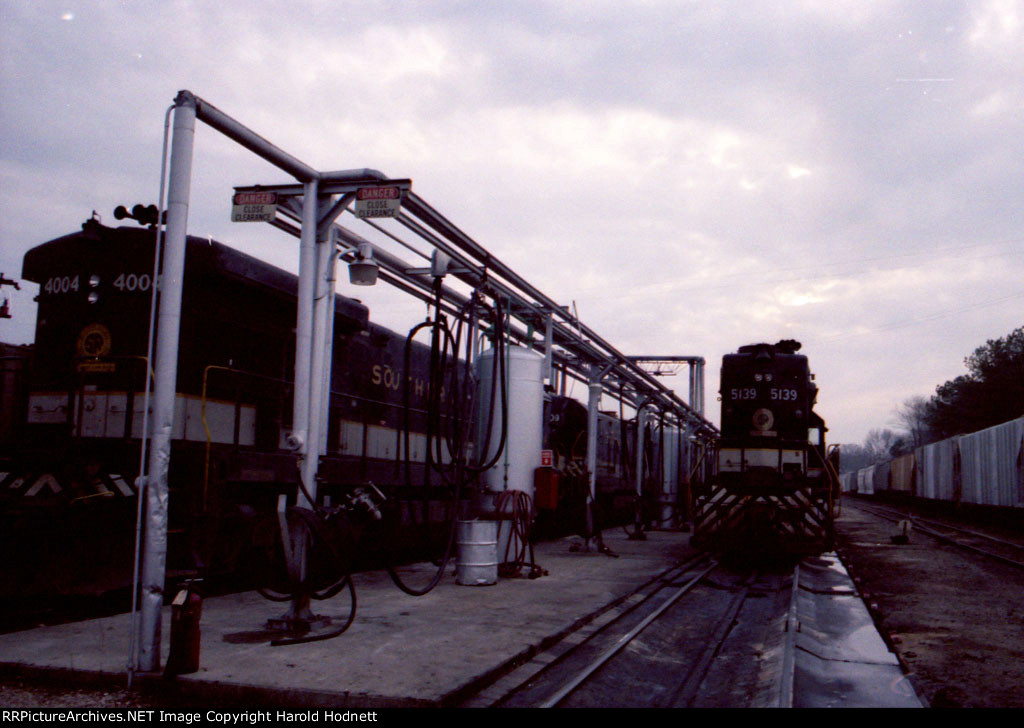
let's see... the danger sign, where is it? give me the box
[355,186,402,219]
[232,191,278,222]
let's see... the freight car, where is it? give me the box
[0,213,651,602]
[844,415,1024,521]
[692,340,839,556]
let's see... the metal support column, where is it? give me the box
[292,181,319,495]
[630,403,648,540]
[585,373,602,540]
[543,314,554,386]
[274,181,326,630]
[138,92,196,673]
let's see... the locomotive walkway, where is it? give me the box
[0,527,918,708]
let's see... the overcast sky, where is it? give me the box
[1,1,1022,445]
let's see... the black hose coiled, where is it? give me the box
[387,286,510,596]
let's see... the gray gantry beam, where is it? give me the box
[244,176,718,435]
[140,85,717,676]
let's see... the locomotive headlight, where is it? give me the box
[754,374,762,381]
[87,292,100,304]
[89,275,101,288]
[765,373,773,382]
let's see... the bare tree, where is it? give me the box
[863,428,902,463]
[838,442,872,473]
[892,395,934,449]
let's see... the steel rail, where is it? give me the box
[663,575,754,707]
[851,501,1024,571]
[860,501,1024,551]
[913,515,1024,553]
[538,558,718,708]
[776,563,800,708]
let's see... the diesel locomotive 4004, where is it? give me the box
[1,212,671,604]
[692,340,840,556]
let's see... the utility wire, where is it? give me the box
[811,289,1024,344]
[568,237,1024,300]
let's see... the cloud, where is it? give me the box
[1,0,1022,444]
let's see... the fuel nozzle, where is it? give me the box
[345,482,386,521]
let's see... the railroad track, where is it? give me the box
[849,500,1024,570]
[460,551,920,708]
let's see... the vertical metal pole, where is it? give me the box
[543,315,553,385]
[585,371,602,538]
[677,421,686,524]
[688,362,696,412]
[629,402,648,540]
[138,92,196,673]
[635,406,646,499]
[697,360,705,417]
[293,181,318,508]
[316,244,338,458]
[306,217,333,492]
[282,183,321,625]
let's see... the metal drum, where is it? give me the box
[456,520,498,586]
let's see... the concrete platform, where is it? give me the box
[0,529,695,707]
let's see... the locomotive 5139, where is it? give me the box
[692,340,839,556]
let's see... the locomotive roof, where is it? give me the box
[22,218,369,329]
[735,339,803,356]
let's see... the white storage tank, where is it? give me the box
[659,425,680,526]
[475,346,544,502]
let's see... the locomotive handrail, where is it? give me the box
[816,442,844,518]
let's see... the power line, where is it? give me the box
[567,236,1024,300]
[812,290,1024,344]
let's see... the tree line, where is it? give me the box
[840,325,1024,472]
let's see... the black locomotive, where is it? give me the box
[0,213,669,603]
[692,340,839,556]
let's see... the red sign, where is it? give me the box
[356,186,401,201]
[355,187,402,219]
[232,191,278,222]
[540,449,553,467]
[233,191,278,205]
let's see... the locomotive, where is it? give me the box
[692,340,839,556]
[0,213,672,602]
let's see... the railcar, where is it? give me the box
[2,213,660,603]
[0,214,469,598]
[692,340,838,556]
[539,394,689,536]
[846,416,1024,528]
[538,396,631,535]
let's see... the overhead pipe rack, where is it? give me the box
[138,90,717,676]
[244,177,718,436]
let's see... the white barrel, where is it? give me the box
[456,520,498,586]
[475,346,544,500]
